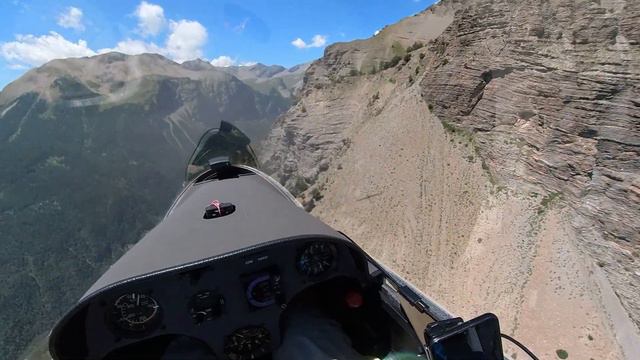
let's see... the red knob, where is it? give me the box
[345,290,363,308]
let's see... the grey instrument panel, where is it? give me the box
[81,238,366,359]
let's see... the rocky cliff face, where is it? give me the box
[420,0,640,336]
[261,4,454,195]
[260,0,640,358]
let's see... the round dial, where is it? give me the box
[189,290,224,323]
[246,274,276,308]
[224,326,271,360]
[297,242,336,276]
[111,293,160,332]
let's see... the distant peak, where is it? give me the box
[249,64,287,78]
[93,52,128,64]
[287,62,312,73]
[181,59,214,71]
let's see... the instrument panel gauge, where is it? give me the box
[296,242,337,276]
[245,272,283,308]
[189,290,224,324]
[224,326,271,360]
[110,293,161,333]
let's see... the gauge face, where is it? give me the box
[297,242,336,276]
[224,326,271,360]
[189,290,224,324]
[246,274,276,308]
[111,293,160,332]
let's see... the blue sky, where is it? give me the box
[0,0,436,90]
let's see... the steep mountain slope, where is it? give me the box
[0,52,291,359]
[420,2,640,335]
[260,1,640,359]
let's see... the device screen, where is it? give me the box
[429,314,503,360]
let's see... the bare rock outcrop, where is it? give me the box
[260,4,454,194]
[419,0,640,331]
[260,0,640,358]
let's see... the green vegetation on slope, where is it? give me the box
[0,71,290,359]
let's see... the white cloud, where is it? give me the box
[310,35,327,47]
[210,55,235,67]
[134,1,165,37]
[99,39,164,56]
[57,7,85,31]
[233,18,249,33]
[210,56,257,67]
[99,19,208,63]
[7,63,27,70]
[0,32,95,67]
[291,34,327,49]
[291,38,306,49]
[0,4,211,70]
[165,20,207,63]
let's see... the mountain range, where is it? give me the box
[4,0,640,359]
[0,53,304,359]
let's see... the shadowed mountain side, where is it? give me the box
[0,52,295,359]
